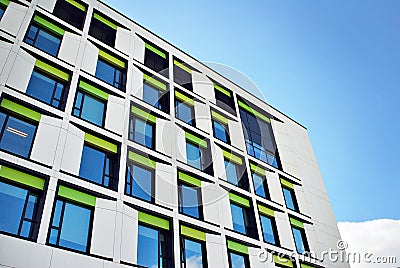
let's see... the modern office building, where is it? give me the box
[0,0,348,268]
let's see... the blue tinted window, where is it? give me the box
[73,92,105,127]
[137,225,159,268]
[0,114,36,158]
[225,160,239,186]
[24,25,61,56]
[0,6,5,20]
[283,188,297,211]
[176,100,194,125]
[179,183,200,219]
[292,227,306,253]
[253,173,267,198]
[143,83,160,108]
[95,59,125,90]
[183,238,204,267]
[213,120,228,143]
[131,117,154,149]
[126,164,153,202]
[230,203,246,234]
[260,215,276,244]
[186,142,201,169]
[229,252,247,268]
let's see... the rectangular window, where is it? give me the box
[125,151,156,203]
[95,50,126,91]
[290,218,309,254]
[214,84,236,115]
[227,240,250,268]
[144,42,169,77]
[223,150,248,190]
[128,106,156,149]
[0,0,9,20]
[73,81,108,127]
[251,164,270,199]
[185,132,213,175]
[48,186,95,253]
[24,16,64,57]
[174,58,192,91]
[53,0,87,30]
[229,193,257,238]
[281,179,299,212]
[211,110,230,144]
[178,172,202,219]
[181,226,207,268]
[258,205,279,245]
[143,73,170,113]
[0,165,45,240]
[175,91,195,126]
[79,134,119,190]
[89,12,117,47]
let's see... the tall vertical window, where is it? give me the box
[137,212,173,268]
[229,193,257,238]
[143,74,170,113]
[125,151,156,203]
[89,12,117,47]
[211,111,230,144]
[175,91,195,126]
[258,205,279,245]
[174,58,192,91]
[281,178,299,212]
[48,186,95,253]
[214,84,236,115]
[24,16,64,57]
[53,0,87,30]
[144,42,169,77]
[95,50,126,91]
[73,81,108,127]
[178,172,202,219]
[250,164,270,199]
[0,99,40,158]
[79,134,119,190]
[223,150,248,190]
[239,100,280,169]
[128,106,156,149]
[181,226,207,268]
[227,240,250,268]
[185,132,213,175]
[0,165,45,240]
[290,218,309,254]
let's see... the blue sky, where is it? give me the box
[104,0,399,222]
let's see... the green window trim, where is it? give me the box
[229,192,250,208]
[98,50,126,69]
[280,178,294,189]
[181,225,206,241]
[131,106,156,124]
[145,43,167,59]
[0,165,45,190]
[35,59,69,82]
[227,240,248,255]
[143,73,167,91]
[250,163,266,177]
[79,81,109,101]
[185,132,207,148]
[65,0,86,11]
[211,110,229,125]
[0,99,41,122]
[93,12,117,30]
[273,255,294,268]
[214,84,231,97]
[175,91,194,106]
[173,59,192,74]
[258,204,274,217]
[300,264,314,268]
[58,185,96,207]
[128,151,156,169]
[290,217,304,229]
[138,211,169,230]
[84,133,118,154]
[178,172,201,187]
[238,100,271,124]
[0,0,9,6]
[33,15,65,36]
[223,150,242,165]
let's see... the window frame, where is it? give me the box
[125,160,155,203]
[88,12,117,47]
[72,90,107,127]
[128,115,155,149]
[291,225,310,254]
[227,250,250,268]
[53,0,87,30]
[212,119,230,144]
[282,186,299,212]
[143,80,170,113]
[180,236,208,268]
[144,41,169,77]
[259,214,280,246]
[95,57,127,91]
[252,171,270,199]
[178,180,203,220]
[24,23,62,57]
[175,99,195,126]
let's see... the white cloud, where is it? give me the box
[337,219,400,268]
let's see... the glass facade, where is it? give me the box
[213,120,229,143]
[126,163,153,202]
[253,172,268,199]
[175,99,194,126]
[182,238,205,268]
[260,215,277,244]
[73,91,105,127]
[25,25,61,56]
[178,182,201,219]
[129,117,154,149]
[95,59,126,90]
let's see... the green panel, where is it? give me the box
[58,186,96,207]
[301,264,314,268]
[0,0,10,6]
[84,133,118,154]
[181,225,206,241]
[250,163,266,177]
[211,110,229,125]
[185,132,207,148]
[98,50,126,69]
[238,101,271,124]
[0,165,45,190]
[138,211,169,230]
[93,13,117,30]
[229,192,250,208]
[145,43,167,59]
[143,73,167,91]
[290,217,304,229]
[65,0,86,11]
[173,59,192,74]
[0,99,41,122]
[273,255,293,268]
[79,81,109,101]
[214,84,231,97]
[178,172,201,187]
[175,91,194,106]
[35,59,69,82]
[128,151,156,169]
[280,178,294,189]
[131,106,156,124]
[258,204,274,217]
[222,150,242,165]
[33,15,65,36]
[227,240,248,255]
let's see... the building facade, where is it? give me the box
[0,0,348,268]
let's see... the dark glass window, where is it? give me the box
[126,162,154,202]
[213,120,229,143]
[143,82,170,113]
[0,180,42,240]
[26,71,66,110]
[178,182,202,219]
[95,59,126,91]
[144,43,168,77]
[89,13,117,47]
[24,24,62,57]
[175,99,194,126]
[79,145,118,190]
[174,60,192,91]
[128,116,154,149]
[215,87,235,115]
[283,187,299,211]
[0,112,36,158]
[252,172,269,199]
[228,251,250,268]
[73,91,105,127]
[53,0,86,30]
[260,215,279,245]
[292,226,309,254]
[48,199,92,253]
[181,238,207,268]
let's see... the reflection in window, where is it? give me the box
[25,24,61,57]
[229,252,249,268]
[260,215,278,245]
[283,187,298,211]
[182,238,205,268]
[225,160,239,186]
[253,172,269,199]
[178,182,201,219]
[73,91,105,127]
[89,12,117,47]
[126,163,154,202]
[129,117,154,149]
[186,142,201,170]
[292,226,309,254]
[144,42,168,76]
[213,120,229,143]
[143,82,170,113]
[95,59,126,91]
[53,0,86,30]
[175,99,194,126]
[230,203,246,234]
